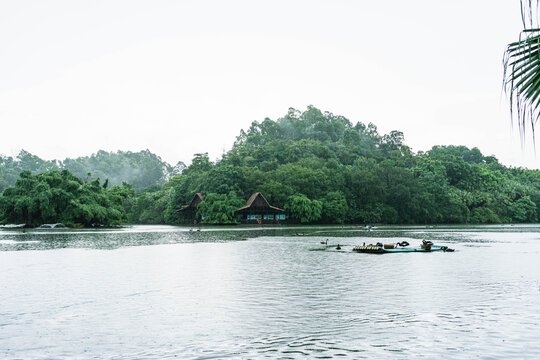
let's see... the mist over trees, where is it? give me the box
[1,106,540,226]
[0,149,183,192]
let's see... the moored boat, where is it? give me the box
[353,240,454,254]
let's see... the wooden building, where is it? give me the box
[177,193,204,224]
[236,192,287,224]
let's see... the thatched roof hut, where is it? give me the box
[177,193,204,224]
[178,193,204,212]
[236,192,286,223]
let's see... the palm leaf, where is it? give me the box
[503,0,540,142]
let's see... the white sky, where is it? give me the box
[0,0,537,168]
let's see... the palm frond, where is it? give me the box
[503,0,540,142]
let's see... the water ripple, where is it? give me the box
[1,225,540,358]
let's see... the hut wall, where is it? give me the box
[237,210,287,224]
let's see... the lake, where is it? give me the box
[1,225,539,359]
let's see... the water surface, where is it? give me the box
[1,225,539,359]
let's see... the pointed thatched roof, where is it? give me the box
[178,193,204,212]
[237,192,284,212]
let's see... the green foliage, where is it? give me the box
[508,196,537,222]
[128,189,172,224]
[157,107,540,225]
[2,106,540,226]
[285,194,323,224]
[202,165,243,195]
[470,207,501,224]
[184,153,212,174]
[257,180,294,208]
[196,192,244,224]
[0,170,126,227]
[321,191,349,224]
[0,151,58,192]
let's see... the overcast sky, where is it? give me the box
[0,1,537,168]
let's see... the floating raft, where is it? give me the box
[353,245,452,254]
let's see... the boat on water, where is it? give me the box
[0,224,26,229]
[353,240,454,254]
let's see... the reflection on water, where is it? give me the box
[1,225,540,359]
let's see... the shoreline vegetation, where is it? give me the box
[1,106,540,227]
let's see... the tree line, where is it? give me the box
[1,106,540,226]
[0,149,183,192]
[0,170,128,227]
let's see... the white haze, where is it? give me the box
[0,0,537,168]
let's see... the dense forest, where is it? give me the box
[0,170,128,227]
[1,106,540,226]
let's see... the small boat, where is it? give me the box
[353,245,452,253]
[37,223,66,229]
[353,241,454,254]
